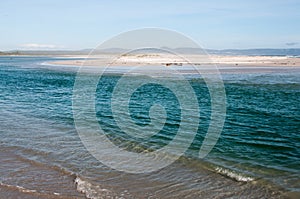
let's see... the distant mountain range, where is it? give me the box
[164,48,300,56]
[1,48,300,56]
[205,48,300,56]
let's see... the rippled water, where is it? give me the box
[0,56,299,198]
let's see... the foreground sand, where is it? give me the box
[50,54,300,67]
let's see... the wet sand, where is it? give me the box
[0,147,85,199]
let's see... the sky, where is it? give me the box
[1,0,300,50]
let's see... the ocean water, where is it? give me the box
[0,56,299,198]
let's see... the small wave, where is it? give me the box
[39,61,78,67]
[0,181,61,196]
[0,181,37,193]
[215,167,254,182]
[75,177,116,199]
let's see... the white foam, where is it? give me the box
[75,177,114,199]
[0,181,64,196]
[0,181,37,193]
[215,167,254,182]
[39,61,80,68]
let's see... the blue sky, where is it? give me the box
[1,0,300,50]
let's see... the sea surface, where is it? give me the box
[0,56,299,198]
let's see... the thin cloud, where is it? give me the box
[20,43,64,49]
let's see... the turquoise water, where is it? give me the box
[0,56,299,198]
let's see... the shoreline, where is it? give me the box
[37,54,300,75]
[2,54,300,68]
[45,54,300,67]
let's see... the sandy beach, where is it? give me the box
[49,54,300,68]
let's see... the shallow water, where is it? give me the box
[0,56,299,198]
